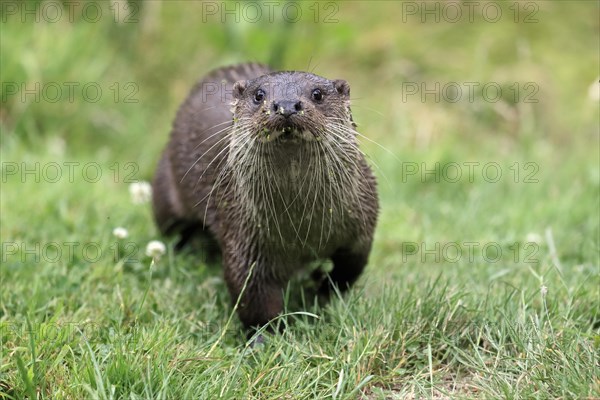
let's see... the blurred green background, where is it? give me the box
[2,1,598,152]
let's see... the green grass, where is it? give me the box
[1,1,599,399]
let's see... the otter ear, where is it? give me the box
[333,79,350,97]
[232,80,247,99]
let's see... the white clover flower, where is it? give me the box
[588,78,599,102]
[145,240,166,260]
[540,285,548,297]
[525,233,542,244]
[48,137,66,156]
[129,181,152,204]
[112,227,128,239]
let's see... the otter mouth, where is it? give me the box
[282,124,295,134]
[279,124,300,141]
[259,122,311,143]
[277,127,311,143]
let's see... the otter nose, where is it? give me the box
[272,100,302,118]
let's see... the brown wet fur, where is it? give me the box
[152,63,379,332]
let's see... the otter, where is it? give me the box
[152,63,378,332]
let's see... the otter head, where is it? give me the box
[231,71,353,143]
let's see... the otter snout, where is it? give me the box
[272,100,303,118]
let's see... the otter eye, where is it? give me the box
[311,88,323,102]
[254,89,266,104]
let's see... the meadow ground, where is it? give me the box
[1,1,599,399]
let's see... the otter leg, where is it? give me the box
[237,280,284,333]
[223,254,284,332]
[319,247,369,297]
